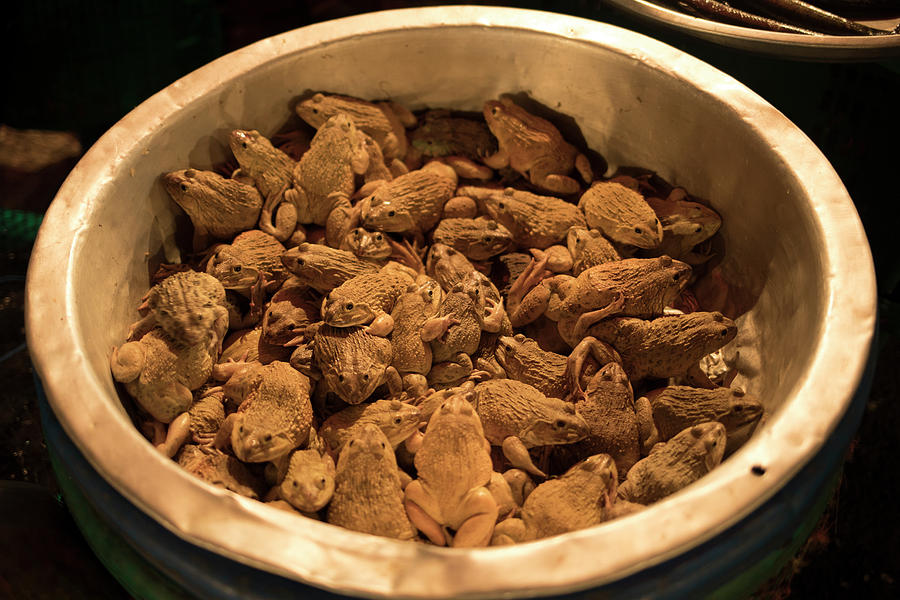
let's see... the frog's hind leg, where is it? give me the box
[507,257,552,328]
[450,487,499,548]
[501,436,546,478]
[259,184,300,243]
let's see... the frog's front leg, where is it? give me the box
[420,315,459,342]
[213,413,239,452]
[450,486,498,547]
[635,396,659,455]
[433,156,493,180]
[565,336,622,401]
[324,194,358,248]
[404,480,449,546]
[501,436,546,478]
[507,257,552,328]
[480,297,505,333]
[572,292,625,340]
[126,312,157,342]
[481,147,510,170]
[384,366,403,397]
[502,468,535,507]
[491,517,526,545]
[364,311,395,337]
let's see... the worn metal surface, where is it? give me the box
[25,6,876,598]
[604,0,900,60]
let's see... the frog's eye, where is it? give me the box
[393,416,403,425]
[238,425,244,433]
[497,202,505,209]
[720,328,730,337]
[491,106,500,116]
[555,420,567,429]
[362,373,369,381]
[345,302,354,311]
[296,258,304,266]
[292,481,299,488]
[180,183,188,192]
[319,477,327,486]
[338,374,345,382]
[695,226,703,233]
[634,227,643,234]
[672,271,682,281]
[653,218,659,226]
[348,439,355,447]
[388,210,396,217]
[264,434,272,442]
[380,441,386,449]
[375,233,382,241]
[353,230,361,239]
[233,265,242,272]
[241,142,248,149]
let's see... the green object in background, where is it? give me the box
[0,209,43,249]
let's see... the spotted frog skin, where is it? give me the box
[229,129,295,201]
[403,390,498,547]
[281,242,379,293]
[162,169,262,250]
[177,445,263,499]
[319,399,422,453]
[206,229,288,295]
[482,97,592,195]
[312,324,402,405]
[431,216,513,261]
[617,422,726,505]
[321,268,415,336]
[567,226,620,275]
[646,193,722,263]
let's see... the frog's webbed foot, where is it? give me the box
[354,180,387,201]
[452,487,499,547]
[507,257,552,328]
[501,437,546,478]
[364,312,395,337]
[474,357,505,380]
[480,297,506,333]
[565,336,621,400]
[157,412,192,458]
[572,292,625,340]
[420,315,459,343]
[389,237,425,274]
[530,246,573,274]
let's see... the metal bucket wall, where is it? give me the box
[25,7,877,599]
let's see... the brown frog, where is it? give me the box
[508,256,691,346]
[359,162,458,241]
[276,447,336,513]
[645,385,763,452]
[566,362,655,480]
[431,217,513,261]
[261,285,320,346]
[482,97,592,195]
[578,181,663,249]
[177,444,263,499]
[218,327,292,366]
[311,324,402,405]
[126,270,229,356]
[409,111,497,163]
[296,93,415,160]
[617,422,726,505]
[111,327,214,423]
[586,312,737,382]
[566,225,621,275]
[319,399,422,454]
[339,227,393,263]
[646,194,722,263]
[390,280,448,395]
[262,113,369,244]
[404,390,498,547]
[472,379,589,477]
[157,387,226,457]
[281,242,379,293]
[425,273,505,386]
[206,229,289,295]
[162,169,263,250]
[321,268,415,336]
[229,129,295,201]
[459,185,587,249]
[491,453,617,544]
[327,424,416,540]
[213,361,313,463]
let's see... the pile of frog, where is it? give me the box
[110,92,765,548]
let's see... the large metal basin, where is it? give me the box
[25,6,876,598]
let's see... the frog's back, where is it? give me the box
[232,230,288,282]
[473,379,548,444]
[417,418,493,507]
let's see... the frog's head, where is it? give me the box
[430,390,483,433]
[571,453,618,504]
[361,196,416,233]
[149,285,221,347]
[231,417,295,463]
[337,424,395,469]
[229,129,273,167]
[470,219,513,258]
[322,292,375,328]
[479,187,520,227]
[279,450,335,513]
[344,228,391,260]
[684,311,737,355]
[425,243,473,291]
[207,251,259,291]
[324,361,386,405]
[719,388,764,430]
[593,361,632,390]
[645,255,692,305]
[494,333,529,369]
[521,400,589,446]
[295,93,334,129]
[611,212,664,250]
[483,98,524,140]
[566,225,592,258]
[688,421,727,471]
[161,169,206,209]
[416,278,443,313]
[376,399,423,446]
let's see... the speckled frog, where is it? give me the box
[404,390,498,547]
[311,324,402,405]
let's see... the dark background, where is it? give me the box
[1,1,898,598]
